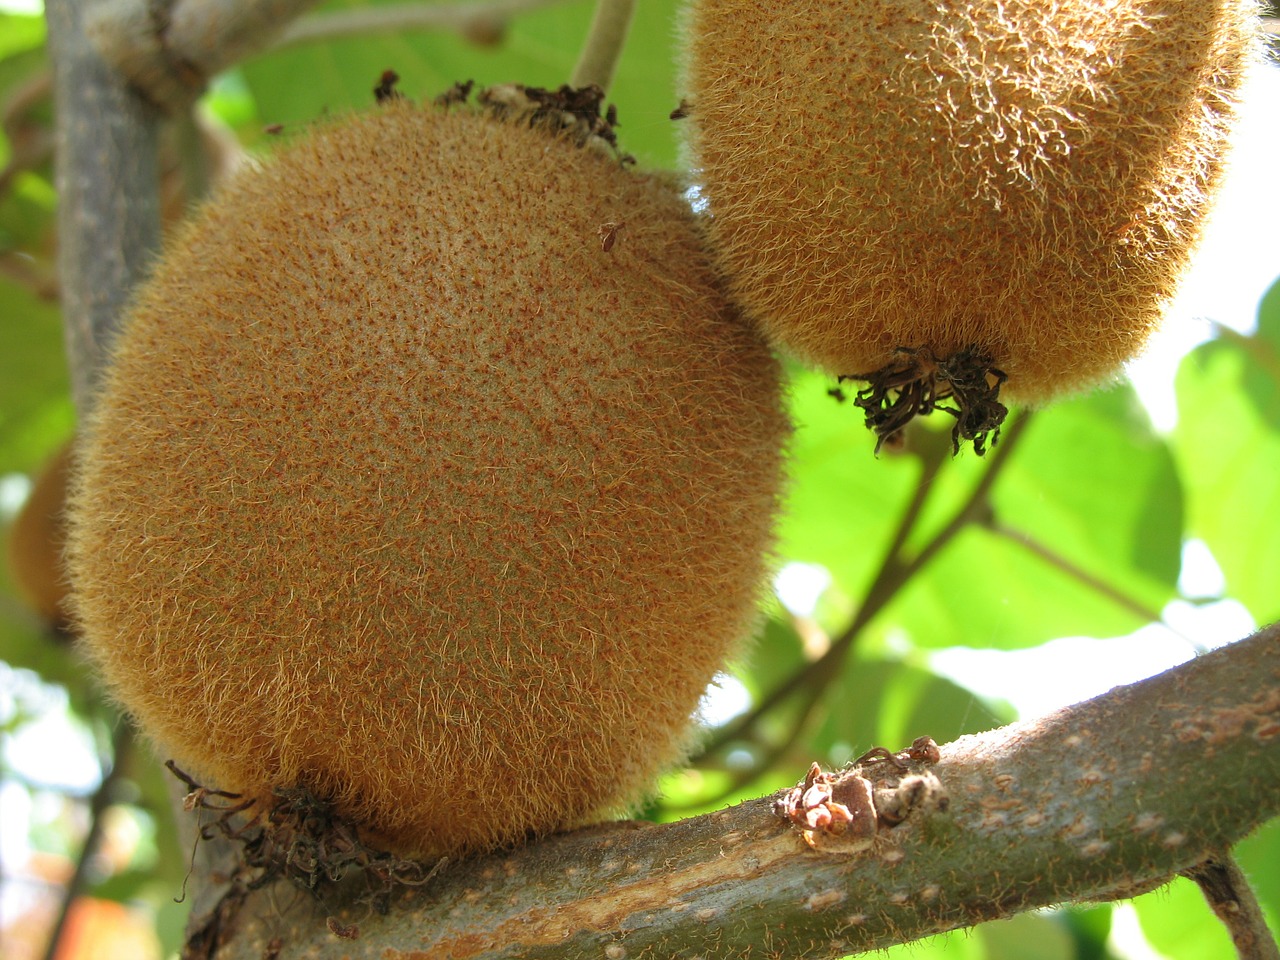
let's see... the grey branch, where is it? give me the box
[1183,854,1280,960]
[201,624,1279,960]
[86,0,320,112]
[84,0,571,114]
[46,0,163,409]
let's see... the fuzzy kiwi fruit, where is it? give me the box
[7,439,74,632]
[679,0,1259,450]
[68,101,788,858]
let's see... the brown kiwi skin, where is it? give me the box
[67,102,788,859]
[679,0,1260,406]
[6,439,74,633]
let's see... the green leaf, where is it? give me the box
[1240,278,1280,433]
[1255,273,1280,348]
[979,911,1075,960]
[0,13,45,62]
[784,379,1183,654]
[778,368,922,605]
[1057,904,1113,960]
[238,0,684,169]
[1173,281,1280,623]
[808,657,1007,762]
[993,387,1183,592]
[883,931,987,959]
[881,385,1181,650]
[0,278,72,469]
[899,668,1009,746]
[736,612,808,702]
[1134,876,1234,960]
[811,658,900,759]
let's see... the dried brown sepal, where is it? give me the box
[773,762,878,854]
[854,735,942,771]
[373,70,402,104]
[774,738,948,853]
[598,220,626,252]
[433,80,475,109]
[326,917,359,940]
[476,82,632,162]
[839,347,1007,455]
[167,763,445,960]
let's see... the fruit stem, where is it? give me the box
[570,0,634,94]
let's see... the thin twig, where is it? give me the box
[40,723,134,960]
[569,0,635,93]
[274,0,567,51]
[1182,854,1280,960]
[986,520,1191,642]
[700,413,1032,762]
[86,0,322,113]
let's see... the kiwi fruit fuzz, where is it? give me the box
[68,99,788,858]
[7,439,74,632]
[679,0,1259,450]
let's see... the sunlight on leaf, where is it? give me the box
[1174,278,1280,624]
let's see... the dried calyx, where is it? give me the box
[471,81,629,158]
[169,762,443,957]
[840,347,1008,455]
[774,737,948,853]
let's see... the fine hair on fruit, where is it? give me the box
[68,97,788,858]
[679,0,1260,451]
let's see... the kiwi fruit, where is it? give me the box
[7,439,74,632]
[679,0,1259,450]
[68,100,787,858]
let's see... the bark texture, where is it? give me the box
[195,625,1279,959]
[46,0,162,408]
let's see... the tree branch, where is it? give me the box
[203,623,1280,959]
[40,724,134,960]
[46,0,164,409]
[1183,854,1280,960]
[85,0,576,114]
[85,0,321,113]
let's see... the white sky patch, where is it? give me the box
[930,534,1257,720]
[773,561,832,617]
[3,707,103,794]
[698,672,752,727]
[1177,537,1227,598]
[1160,597,1257,653]
[1109,903,1174,960]
[930,598,1255,721]
[1126,60,1280,433]
[0,472,33,520]
[930,630,1198,719]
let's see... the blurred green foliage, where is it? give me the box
[1,2,1277,958]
